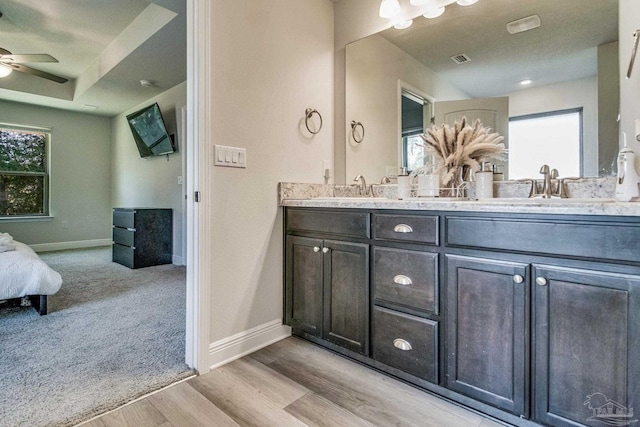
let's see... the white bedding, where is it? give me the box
[0,238,63,300]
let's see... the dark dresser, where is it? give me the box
[112,208,172,269]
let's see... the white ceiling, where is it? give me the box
[0,0,186,116]
[379,0,618,98]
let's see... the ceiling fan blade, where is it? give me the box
[0,48,11,56]
[9,63,68,84]
[1,54,58,63]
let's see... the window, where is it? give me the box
[0,126,50,217]
[508,108,582,179]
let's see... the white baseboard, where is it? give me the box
[209,319,291,370]
[31,239,112,253]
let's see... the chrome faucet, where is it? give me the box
[353,174,369,197]
[539,165,552,198]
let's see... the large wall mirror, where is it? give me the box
[345,0,619,183]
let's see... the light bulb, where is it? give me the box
[394,19,413,30]
[0,64,12,78]
[423,6,446,19]
[379,0,401,18]
[457,0,479,6]
[410,0,430,5]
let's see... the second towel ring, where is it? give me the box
[351,121,365,143]
[305,108,323,134]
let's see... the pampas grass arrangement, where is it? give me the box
[421,117,506,186]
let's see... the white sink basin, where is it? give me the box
[479,197,616,203]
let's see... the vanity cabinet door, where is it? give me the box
[533,265,640,427]
[445,255,529,416]
[323,239,369,354]
[285,236,324,337]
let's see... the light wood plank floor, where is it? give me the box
[83,337,508,427]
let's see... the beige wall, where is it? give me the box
[207,0,334,342]
[111,82,186,264]
[346,34,468,183]
[0,100,112,245]
[620,0,640,169]
[507,77,599,177]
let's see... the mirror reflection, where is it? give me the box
[345,0,619,183]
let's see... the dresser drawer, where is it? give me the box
[112,243,134,269]
[374,247,438,314]
[372,307,438,383]
[112,227,135,247]
[113,209,135,229]
[286,209,370,238]
[374,214,438,245]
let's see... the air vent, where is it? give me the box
[451,53,471,64]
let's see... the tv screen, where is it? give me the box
[126,103,174,158]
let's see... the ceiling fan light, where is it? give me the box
[379,0,401,18]
[423,6,446,19]
[456,0,479,6]
[0,64,12,78]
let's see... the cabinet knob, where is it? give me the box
[393,275,413,286]
[536,277,547,286]
[313,246,320,253]
[393,224,413,233]
[322,247,330,254]
[513,275,524,284]
[393,338,413,351]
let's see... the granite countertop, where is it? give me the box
[278,181,640,217]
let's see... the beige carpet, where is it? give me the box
[0,247,194,427]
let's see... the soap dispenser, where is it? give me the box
[615,133,640,201]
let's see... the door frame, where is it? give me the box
[184,0,211,373]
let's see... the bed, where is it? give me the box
[0,234,63,315]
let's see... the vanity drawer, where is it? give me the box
[286,209,370,238]
[374,247,438,314]
[372,306,438,383]
[374,214,438,245]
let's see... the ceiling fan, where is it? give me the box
[0,47,68,84]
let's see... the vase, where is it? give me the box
[442,166,468,198]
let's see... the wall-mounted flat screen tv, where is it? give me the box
[126,103,175,158]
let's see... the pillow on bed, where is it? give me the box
[0,236,63,300]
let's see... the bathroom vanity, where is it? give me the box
[281,191,640,427]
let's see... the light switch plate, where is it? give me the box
[214,145,247,168]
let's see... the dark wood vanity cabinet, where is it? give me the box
[284,207,640,427]
[445,255,529,416]
[285,210,369,354]
[532,265,640,427]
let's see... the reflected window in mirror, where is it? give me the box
[401,91,432,173]
[508,108,582,179]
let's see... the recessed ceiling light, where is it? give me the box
[520,79,532,85]
[80,104,99,111]
[423,7,445,19]
[457,0,479,6]
[507,15,541,34]
[394,19,413,30]
[140,79,156,88]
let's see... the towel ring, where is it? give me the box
[305,108,323,134]
[351,121,365,143]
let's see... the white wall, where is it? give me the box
[207,0,333,345]
[346,34,468,183]
[0,100,112,247]
[506,77,599,177]
[111,82,186,264]
[620,0,640,170]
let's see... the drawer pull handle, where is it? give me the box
[536,277,547,286]
[322,247,330,254]
[313,246,320,253]
[127,228,136,232]
[513,275,524,284]
[393,275,413,286]
[393,338,412,351]
[393,224,413,233]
